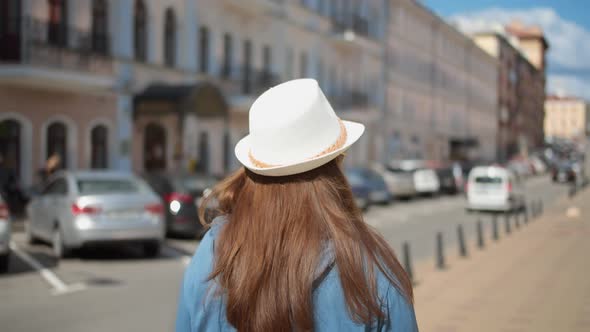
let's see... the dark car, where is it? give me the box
[143,173,218,238]
[435,167,459,194]
[347,167,392,205]
[345,169,371,211]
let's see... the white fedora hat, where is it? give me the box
[235,78,365,177]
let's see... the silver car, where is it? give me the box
[0,196,10,272]
[26,171,165,258]
[372,164,417,199]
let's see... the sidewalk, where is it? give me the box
[413,188,590,332]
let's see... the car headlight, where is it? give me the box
[169,200,181,214]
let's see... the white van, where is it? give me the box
[466,166,525,212]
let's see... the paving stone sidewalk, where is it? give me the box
[412,188,590,332]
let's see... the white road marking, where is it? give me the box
[9,241,86,296]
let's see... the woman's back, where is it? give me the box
[176,219,418,332]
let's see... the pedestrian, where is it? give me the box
[176,79,417,332]
[38,153,61,186]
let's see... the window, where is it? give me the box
[43,178,68,195]
[285,48,294,79]
[222,33,232,78]
[164,8,176,67]
[263,45,271,73]
[47,0,68,47]
[199,26,209,73]
[317,58,324,87]
[134,0,147,61]
[0,0,22,60]
[46,122,67,170]
[242,39,252,94]
[299,52,308,78]
[0,119,21,178]
[197,132,210,174]
[91,0,108,54]
[77,179,140,195]
[90,125,108,169]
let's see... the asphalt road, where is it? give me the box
[0,175,570,332]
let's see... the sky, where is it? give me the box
[422,0,590,100]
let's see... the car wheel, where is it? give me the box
[52,227,71,259]
[0,253,9,273]
[142,241,161,258]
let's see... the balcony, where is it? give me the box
[0,17,116,92]
[223,66,281,111]
[221,0,283,17]
[330,15,380,54]
[328,91,380,121]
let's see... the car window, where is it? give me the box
[346,172,364,186]
[474,176,503,184]
[43,178,68,195]
[172,177,215,193]
[77,179,141,195]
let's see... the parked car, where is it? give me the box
[372,164,417,199]
[143,173,217,238]
[552,160,576,183]
[466,166,525,212]
[345,170,371,211]
[346,168,392,205]
[0,197,11,273]
[392,160,440,196]
[26,171,165,258]
[435,166,460,194]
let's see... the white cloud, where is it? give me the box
[449,7,590,99]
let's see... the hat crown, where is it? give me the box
[248,79,341,166]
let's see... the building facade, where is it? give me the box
[0,0,388,186]
[384,0,498,163]
[468,22,548,162]
[545,95,590,141]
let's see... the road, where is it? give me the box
[0,175,570,332]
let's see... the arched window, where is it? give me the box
[48,0,68,47]
[164,8,176,67]
[91,0,108,54]
[134,0,147,61]
[144,123,166,171]
[0,119,21,178]
[90,125,108,169]
[47,122,67,169]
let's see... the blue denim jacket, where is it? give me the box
[176,219,418,331]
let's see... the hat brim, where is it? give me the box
[235,120,365,177]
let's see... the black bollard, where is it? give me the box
[524,205,529,224]
[492,213,499,241]
[515,210,520,229]
[436,232,445,269]
[457,224,467,257]
[476,219,484,249]
[504,212,511,234]
[402,242,414,284]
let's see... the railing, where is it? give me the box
[330,91,371,110]
[228,65,280,95]
[0,17,114,76]
[331,14,372,39]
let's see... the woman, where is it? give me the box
[176,79,418,331]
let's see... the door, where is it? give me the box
[143,123,167,171]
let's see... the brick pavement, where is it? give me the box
[412,187,590,332]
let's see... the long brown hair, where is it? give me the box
[199,156,413,331]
